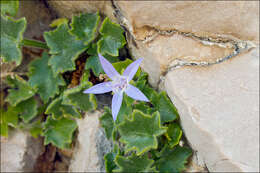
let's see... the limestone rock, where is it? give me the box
[69,111,113,172]
[127,33,235,87]
[0,131,44,172]
[47,1,116,21]
[115,1,259,43]
[164,48,259,172]
[18,1,54,39]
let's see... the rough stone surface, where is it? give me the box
[18,1,54,39]
[115,1,259,43]
[69,111,113,172]
[47,1,116,21]
[127,33,235,87]
[1,131,44,172]
[164,48,259,172]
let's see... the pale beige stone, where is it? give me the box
[128,33,234,87]
[0,131,43,172]
[164,48,259,172]
[47,1,116,21]
[115,1,259,42]
[69,111,101,172]
[69,111,112,172]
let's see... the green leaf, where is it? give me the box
[156,91,179,124]
[118,110,167,155]
[166,123,182,148]
[44,23,87,75]
[114,153,156,172]
[0,0,19,16]
[85,55,104,76]
[70,12,100,45]
[0,15,26,65]
[104,152,117,173]
[50,18,69,28]
[133,102,155,115]
[97,17,126,56]
[28,52,65,103]
[43,116,77,149]
[45,96,80,119]
[112,59,141,77]
[62,82,97,111]
[5,75,35,106]
[155,145,192,173]
[0,106,19,137]
[16,97,38,123]
[29,120,43,138]
[99,107,114,139]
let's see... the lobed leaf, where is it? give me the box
[85,55,104,76]
[0,15,26,65]
[70,12,100,45]
[0,0,19,16]
[118,110,167,155]
[97,17,126,56]
[43,116,77,149]
[28,52,65,103]
[166,123,182,148]
[44,23,87,75]
[62,82,97,111]
[45,96,80,120]
[16,97,38,123]
[156,91,179,124]
[114,153,157,172]
[155,145,192,172]
[104,152,117,173]
[5,75,35,106]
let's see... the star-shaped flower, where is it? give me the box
[83,54,149,121]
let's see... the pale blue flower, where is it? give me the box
[83,54,149,121]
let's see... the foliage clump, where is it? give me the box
[0,1,192,172]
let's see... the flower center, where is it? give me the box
[111,75,128,94]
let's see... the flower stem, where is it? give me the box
[21,39,48,50]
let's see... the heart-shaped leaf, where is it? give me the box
[44,23,87,75]
[0,15,26,66]
[118,110,167,155]
[97,17,126,56]
[43,116,77,149]
[155,145,192,172]
[5,75,35,106]
[114,153,157,172]
[70,12,100,45]
[28,52,65,103]
[62,82,97,111]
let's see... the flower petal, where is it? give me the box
[112,93,123,121]
[125,84,149,102]
[98,54,119,80]
[123,58,143,81]
[83,82,112,94]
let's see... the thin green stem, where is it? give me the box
[21,39,49,50]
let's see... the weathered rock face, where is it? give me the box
[164,48,259,172]
[116,1,258,86]
[0,131,44,172]
[47,1,259,172]
[114,1,259,43]
[47,1,116,21]
[69,111,113,172]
